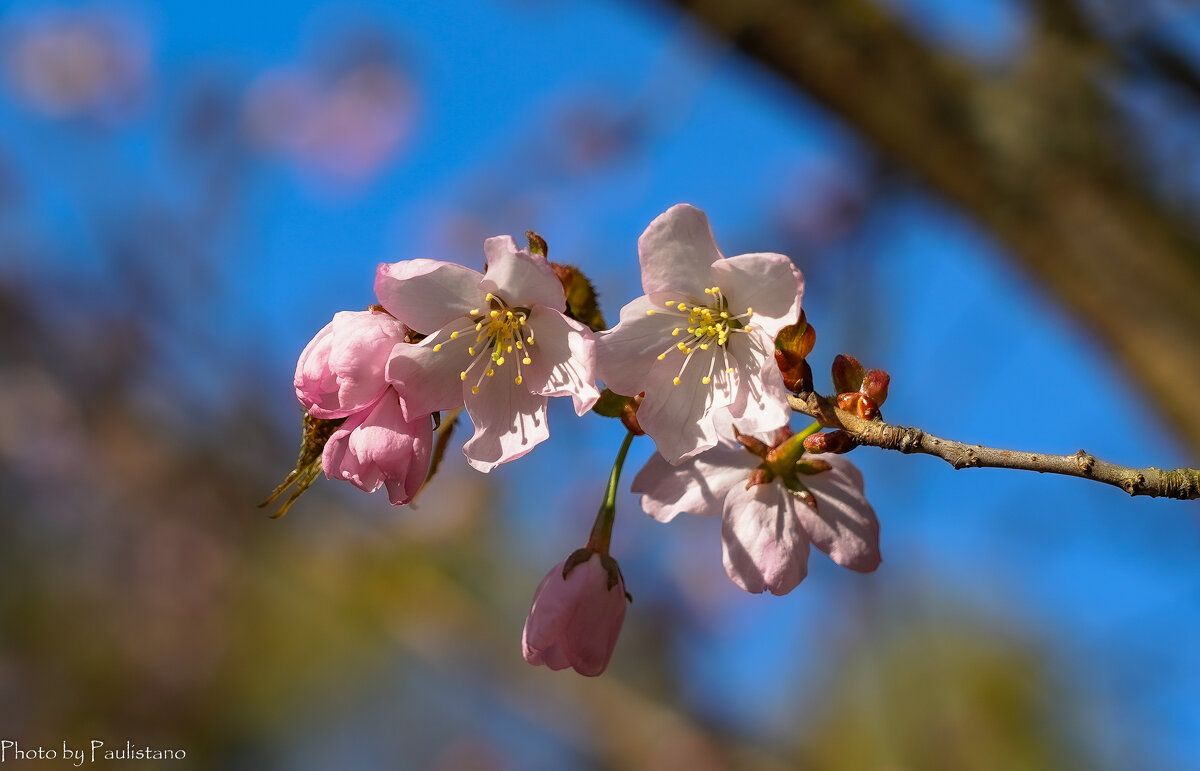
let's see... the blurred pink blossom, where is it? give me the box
[244,60,416,184]
[1,7,149,122]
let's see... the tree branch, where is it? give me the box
[789,392,1200,500]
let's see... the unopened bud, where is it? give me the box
[856,394,879,421]
[803,430,855,454]
[836,392,862,413]
[861,369,890,406]
[832,354,866,395]
[774,313,816,393]
[550,262,606,332]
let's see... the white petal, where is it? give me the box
[726,330,791,435]
[709,252,803,337]
[638,204,722,297]
[480,236,566,311]
[631,442,756,522]
[385,329,470,421]
[635,349,725,465]
[462,372,551,472]
[522,307,599,415]
[595,295,683,398]
[374,259,487,334]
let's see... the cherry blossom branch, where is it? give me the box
[788,391,1200,500]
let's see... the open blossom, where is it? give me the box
[596,204,803,465]
[379,237,599,472]
[322,387,433,505]
[522,552,627,677]
[294,309,408,418]
[632,430,880,595]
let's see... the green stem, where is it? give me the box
[766,421,823,477]
[796,420,822,443]
[586,430,636,554]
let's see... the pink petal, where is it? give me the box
[294,310,404,418]
[374,259,487,334]
[721,482,810,595]
[793,454,881,572]
[461,372,551,472]
[321,389,434,504]
[708,253,804,338]
[594,295,681,398]
[480,236,566,311]
[385,330,469,421]
[638,204,722,297]
[522,307,599,416]
[631,442,755,522]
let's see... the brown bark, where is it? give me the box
[667,0,1200,454]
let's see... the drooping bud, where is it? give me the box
[550,261,607,332]
[831,353,866,395]
[803,430,856,454]
[861,369,890,406]
[525,551,628,676]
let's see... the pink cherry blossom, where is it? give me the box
[596,204,803,465]
[294,309,408,419]
[632,431,880,596]
[522,553,627,677]
[322,387,433,505]
[378,236,599,472]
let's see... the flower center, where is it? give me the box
[432,293,535,393]
[644,286,754,386]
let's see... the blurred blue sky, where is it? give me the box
[2,0,1198,767]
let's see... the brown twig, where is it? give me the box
[789,392,1200,500]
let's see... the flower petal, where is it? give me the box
[294,310,405,418]
[522,307,599,415]
[725,330,791,435]
[638,204,723,297]
[793,454,881,572]
[632,442,755,522]
[321,390,434,504]
[721,482,810,595]
[462,372,551,472]
[385,330,469,421]
[559,557,627,676]
[480,236,566,311]
[634,350,725,465]
[375,259,487,334]
[522,562,575,671]
[594,295,682,397]
[709,253,803,337]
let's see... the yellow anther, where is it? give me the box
[469,308,479,315]
[657,353,666,361]
[450,331,459,340]
[746,307,754,315]
[468,346,476,356]
[672,328,680,336]
[526,335,534,344]
[515,341,523,349]
[490,310,500,318]
[672,376,681,386]
[460,371,468,381]
[720,311,729,319]
[506,310,514,318]
[522,357,531,365]
[475,321,483,331]
[702,376,711,385]
[646,309,656,316]
[515,375,523,385]
[485,293,494,301]
[726,367,735,374]
[700,344,709,350]
[486,368,495,377]
[471,386,480,394]
[505,345,513,353]
[496,356,505,366]
[433,344,442,352]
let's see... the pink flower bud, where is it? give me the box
[294,309,406,419]
[522,553,628,677]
